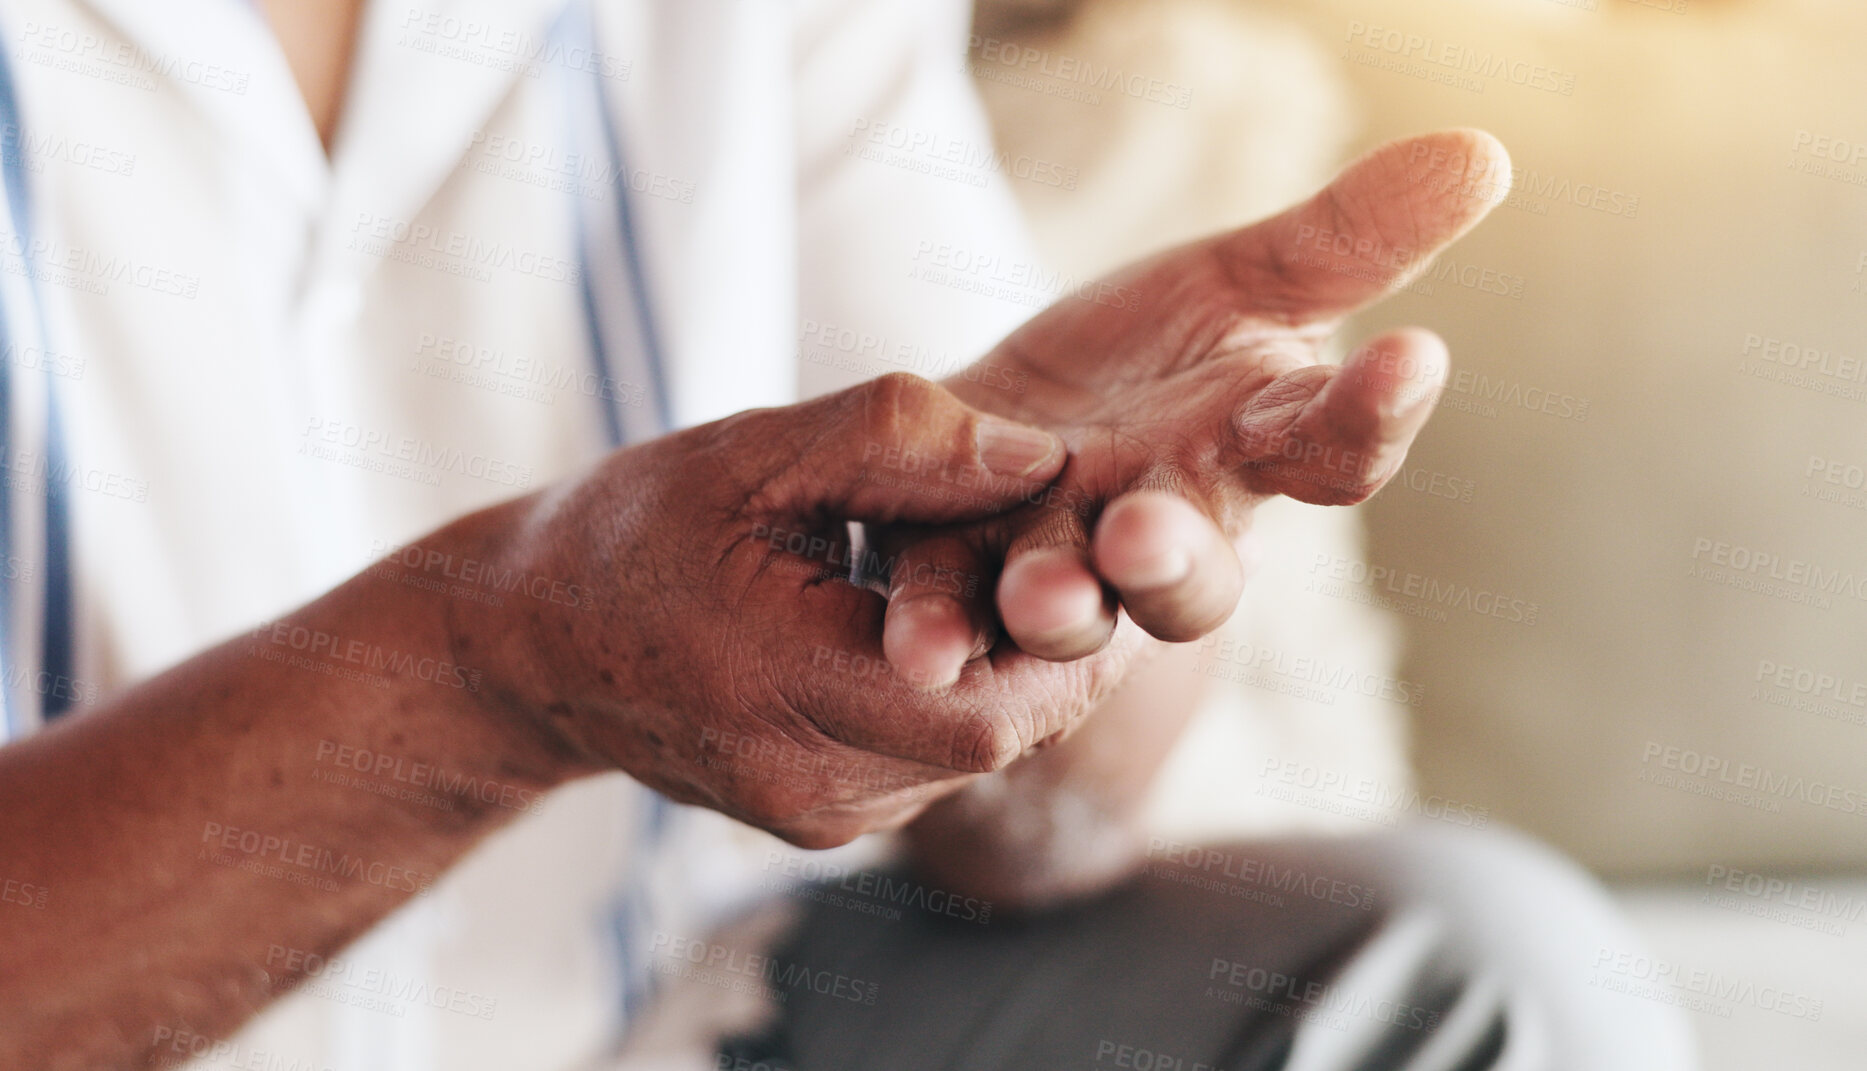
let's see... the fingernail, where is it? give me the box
[977,420,1061,477]
[889,596,968,690]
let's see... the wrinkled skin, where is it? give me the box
[463,129,1510,849]
[877,129,1509,684]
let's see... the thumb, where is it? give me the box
[748,372,1067,526]
[1215,128,1512,324]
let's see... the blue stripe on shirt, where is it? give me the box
[0,40,75,726]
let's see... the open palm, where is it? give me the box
[876,129,1511,690]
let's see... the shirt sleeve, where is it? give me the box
[793,0,1041,401]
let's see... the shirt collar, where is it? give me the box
[324,0,577,250]
[73,0,328,209]
[74,0,576,239]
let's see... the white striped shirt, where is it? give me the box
[0,0,1037,1066]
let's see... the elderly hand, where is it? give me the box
[449,131,1509,851]
[874,129,1511,684]
[446,374,1166,848]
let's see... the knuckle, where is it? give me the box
[1232,376,1322,462]
[950,711,1021,775]
[861,372,941,443]
[1009,505,1089,559]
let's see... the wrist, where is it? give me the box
[322,498,600,811]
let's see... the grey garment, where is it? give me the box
[715,825,1698,1071]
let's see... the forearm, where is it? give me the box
[904,642,1208,907]
[0,499,568,1070]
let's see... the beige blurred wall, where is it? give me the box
[979,0,1867,875]
[1239,0,1867,875]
